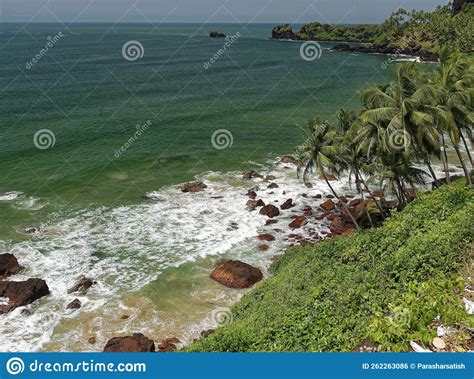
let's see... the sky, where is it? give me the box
[1,0,448,24]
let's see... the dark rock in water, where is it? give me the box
[200,329,215,338]
[120,314,130,320]
[179,181,207,193]
[259,244,269,251]
[289,216,308,229]
[210,30,226,38]
[88,336,96,345]
[227,222,239,231]
[242,170,263,180]
[280,199,294,210]
[20,309,30,316]
[0,253,23,278]
[24,227,38,234]
[349,198,362,207]
[320,199,335,211]
[279,155,298,165]
[247,199,265,211]
[265,175,277,181]
[326,194,335,199]
[67,298,82,310]
[157,337,181,352]
[272,24,300,40]
[210,260,263,288]
[265,219,278,225]
[246,199,258,211]
[103,333,155,352]
[303,206,313,216]
[267,183,279,189]
[314,194,322,199]
[247,190,257,199]
[258,234,275,242]
[67,276,96,294]
[0,278,50,314]
[259,204,280,218]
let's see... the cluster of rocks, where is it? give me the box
[0,253,50,314]
[331,43,438,62]
[102,333,183,353]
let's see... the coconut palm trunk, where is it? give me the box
[459,129,473,166]
[441,134,451,184]
[453,144,473,185]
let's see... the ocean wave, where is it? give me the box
[0,158,463,352]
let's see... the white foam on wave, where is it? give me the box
[0,157,459,352]
[0,191,23,201]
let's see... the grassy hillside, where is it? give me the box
[190,180,473,352]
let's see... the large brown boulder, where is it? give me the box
[67,276,96,294]
[279,155,298,165]
[259,204,280,218]
[0,278,50,314]
[289,216,308,229]
[329,216,354,236]
[258,234,275,241]
[157,337,180,352]
[242,171,263,180]
[179,181,207,193]
[280,199,294,210]
[103,333,155,352]
[320,199,335,211]
[210,260,263,289]
[0,254,23,278]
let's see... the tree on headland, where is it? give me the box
[295,57,473,215]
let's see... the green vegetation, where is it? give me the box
[277,1,474,55]
[295,52,473,220]
[190,47,473,354]
[190,179,473,352]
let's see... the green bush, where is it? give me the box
[189,182,473,352]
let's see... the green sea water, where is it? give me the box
[0,23,392,235]
[0,23,401,351]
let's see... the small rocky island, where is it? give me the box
[210,30,226,38]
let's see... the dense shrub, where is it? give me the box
[190,182,473,352]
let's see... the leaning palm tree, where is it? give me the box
[360,63,443,187]
[430,50,473,166]
[336,109,387,221]
[295,118,360,229]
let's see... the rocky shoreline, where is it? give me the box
[330,43,438,63]
[271,24,438,63]
[1,155,450,352]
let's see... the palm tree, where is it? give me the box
[360,63,443,187]
[295,118,360,229]
[428,50,473,185]
[336,109,387,221]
